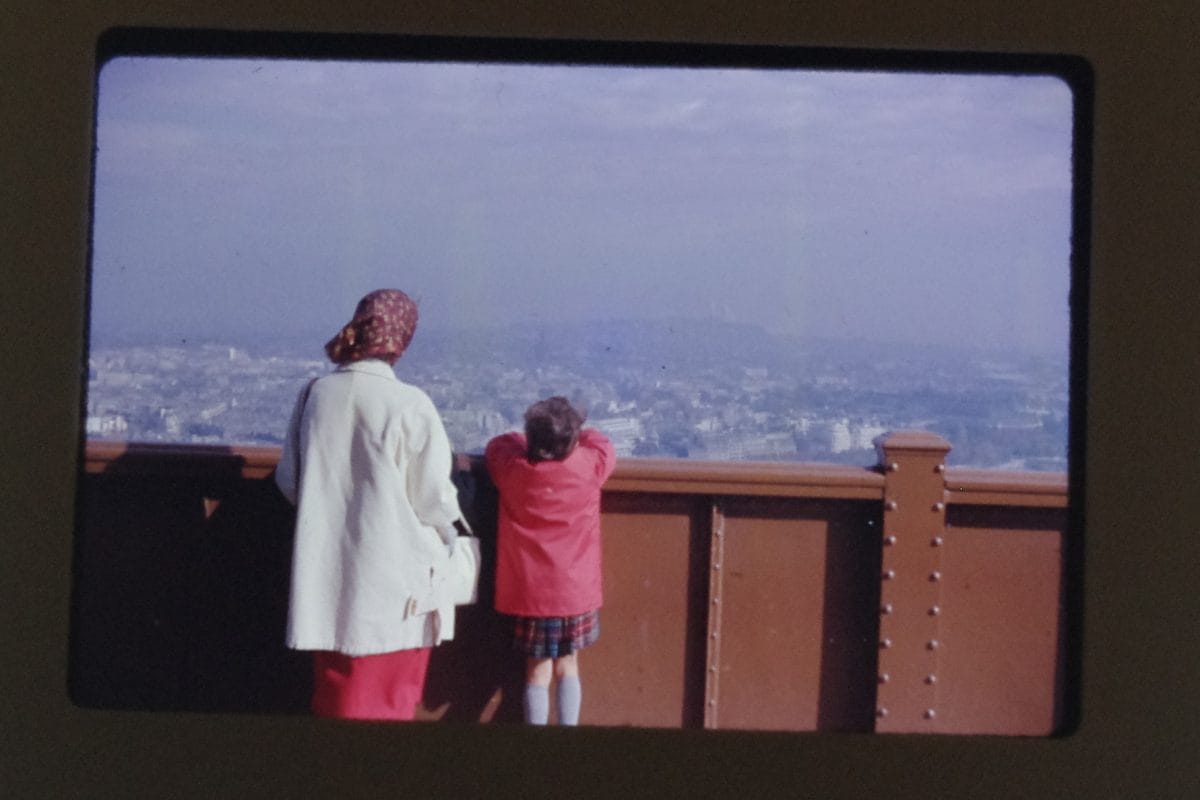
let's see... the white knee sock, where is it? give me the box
[524,684,549,725]
[557,675,581,725]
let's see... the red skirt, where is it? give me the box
[311,648,432,721]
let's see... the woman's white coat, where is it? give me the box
[275,359,464,655]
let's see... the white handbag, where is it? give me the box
[447,535,481,606]
[404,536,481,619]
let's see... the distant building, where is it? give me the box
[830,419,853,453]
[441,408,512,452]
[830,418,887,453]
[86,414,128,435]
[854,422,888,450]
[590,417,643,456]
[695,431,798,461]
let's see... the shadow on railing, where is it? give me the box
[71,431,1069,734]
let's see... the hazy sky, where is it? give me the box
[91,55,1075,354]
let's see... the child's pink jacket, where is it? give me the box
[485,429,617,616]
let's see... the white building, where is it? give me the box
[590,417,643,456]
[85,414,128,436]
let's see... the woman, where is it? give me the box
[275,288,470,720]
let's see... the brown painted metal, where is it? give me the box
[939,503,1067,734]
[86,440,886,499]
[75,433,1070,734]
[582,492,712,727]
[945,468,1068,508]
[83,439,280,478]
[704,502,726,728]
[874,431,952,732]
[712,496,881,731]
[607,457,885,499]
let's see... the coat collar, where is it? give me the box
[336,358,398,381]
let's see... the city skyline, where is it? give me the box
[85,319,1069,471]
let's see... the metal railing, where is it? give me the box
[73,431,1069,733]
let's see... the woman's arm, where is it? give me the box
[273,380,314,505]
[405,398,468,546]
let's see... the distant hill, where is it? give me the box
[92,316,1065,377]
[401,318,1063,374]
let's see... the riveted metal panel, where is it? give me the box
[709,496,881,731]
[875,431,952,732]
[583,492,710,728]
[933,505,1066,734]
[704,503,726,728]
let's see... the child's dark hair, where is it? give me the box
[524,396,584,462]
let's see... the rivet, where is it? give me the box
[927,639,940,650]
[881,603,894,615]
[882,569,896,580]
[929,605,941,616]
[876,707,889,718]
[878,673,890,684]
[883,535,897,546]
[880,638,892,649]
[885,500,898,511]
[925,674,938,685]
[713,563,722,571]
[708,699,717,707]
[710,665,718,673]
[924,709,937,720]
[934,463,945,473]
[931,536,945,547]
[933,502,945,512]
[887,462,899,472]
[930,570,942,582]
[711,632,719,640]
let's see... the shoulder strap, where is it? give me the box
[292,377,317,495]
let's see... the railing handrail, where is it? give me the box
[944,467,1068,507]
[82,437,1066,507]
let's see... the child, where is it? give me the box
[485,396,617,725]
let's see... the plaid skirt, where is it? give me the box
[510,609,600,659]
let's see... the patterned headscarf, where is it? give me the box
[324,289,419,365]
